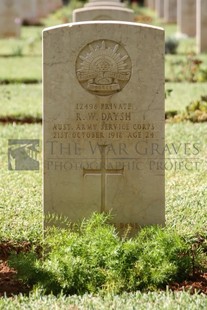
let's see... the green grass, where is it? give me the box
[0,124,42,242]
[0,57,41,83]
[165,82,207,112]
[0,84,42,118]
[0,290,206,309]
[165,123,207,235]
[0,27,42,57]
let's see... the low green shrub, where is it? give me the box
[166,55,207,82]
[167,95,207,122]
[9,213,204,295]
[165,37,179,55]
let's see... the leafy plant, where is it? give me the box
[9,213,204,295]
[12,45,23,57]
[165,37,179,55]
[166,55,207,82]
[167,95,207,122]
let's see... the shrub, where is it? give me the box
[9,213,204,295]
[168,95,207,123]
[165,37,179,55]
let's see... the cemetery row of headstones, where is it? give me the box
[0,0,63,38]
[146,0,207,53]
[2,0,206,54]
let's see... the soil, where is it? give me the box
[0,242,206,298]
[0,116,42,124]
[0,242,32,297]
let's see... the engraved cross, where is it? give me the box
[83,144,124,213]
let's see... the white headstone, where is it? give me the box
[20,0,39,25]
[155,0,164,18]
[73,0,134,22]
[196,0,207,53]
[164,0,177,23]
[177,0,196,37]
[85,0,125,7]
[43,21,165,231]
[0,0,21,38]
[147,0,155,10]
[36,0,49,18]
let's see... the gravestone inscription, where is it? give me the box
[43,21,165,230]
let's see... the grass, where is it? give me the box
[0,290,206,309]
[165,123,207,235]
[0,27,42,57]
[0,57,42,84]
[165,82,207,112]
[0,124,42,242]
[0,84,42,118]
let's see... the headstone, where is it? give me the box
[73,0,134,22]
[0,0,21,38]
[196,0,207,53]
[43,21,165,231]
[48,0,62,13]
[164,0,177,23]
[177,0,196,37]
[147,0,155,10]
[54,0,63,10]
[36,0,49,18]
[20,0,39,25]
[155,0,164,18]
[85,0,125,7]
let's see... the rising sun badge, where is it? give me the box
[76,40,132,96]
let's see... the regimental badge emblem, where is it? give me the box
[76,40,132,96]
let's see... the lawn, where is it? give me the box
[165,82,207,112]
[0,1,206,307]
[0,57,41,83]
[0,290,207,309]
[0,84,42,118]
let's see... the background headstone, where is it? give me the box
[164,0,177,23]
[20,0,39,25]
[196,0,207,53]
[177,0,196,37]
[43,21,165,230]
[155,0,164,18]
[0,0,21,38]
[85,0,125,7]
[73,0,134,22]
[147,0,155,10]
